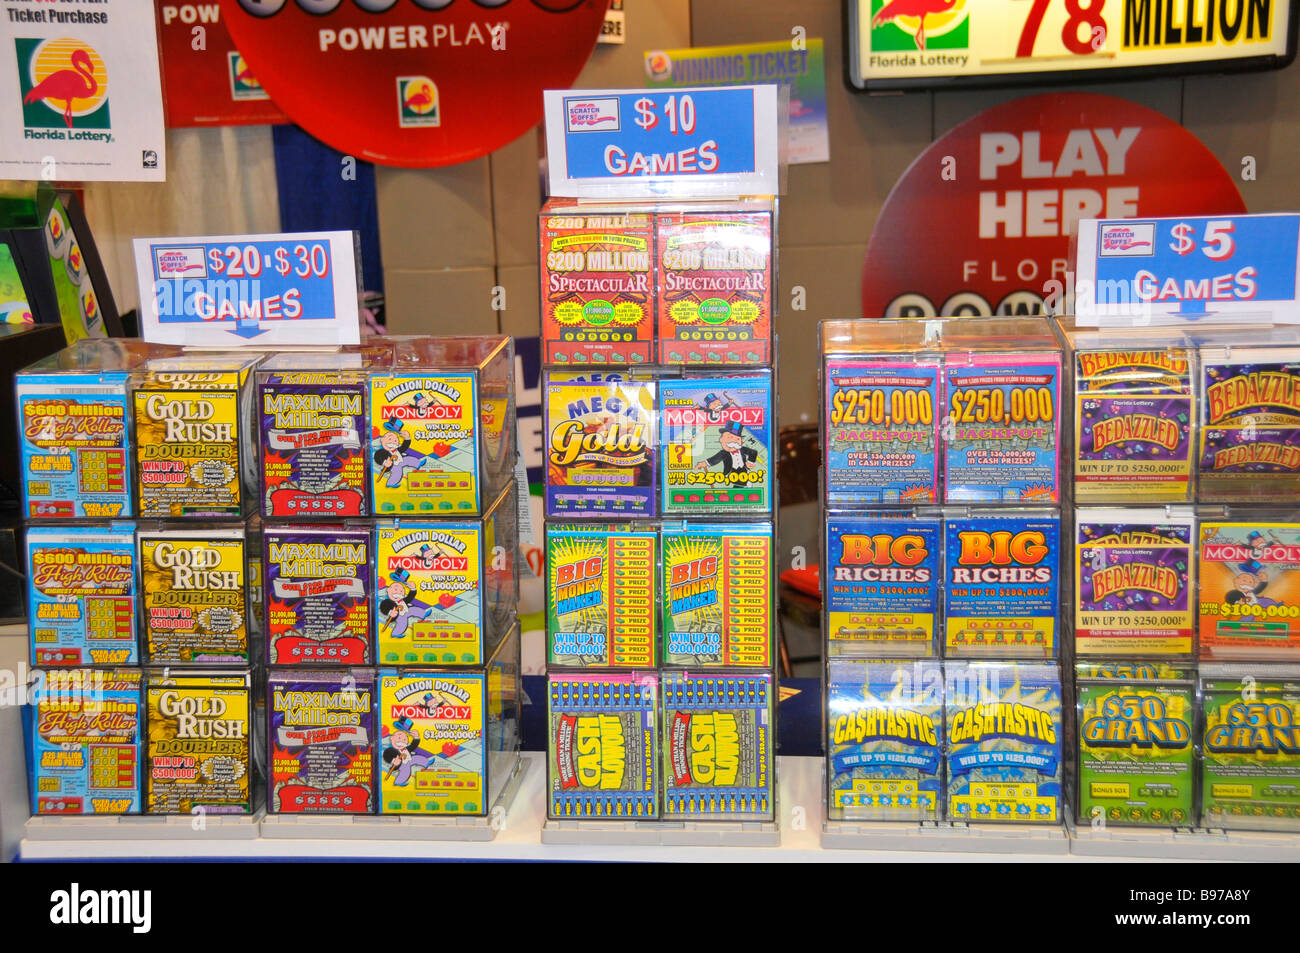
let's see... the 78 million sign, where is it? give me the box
[847,0,1298,90]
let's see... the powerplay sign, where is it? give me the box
[218,0,607,168]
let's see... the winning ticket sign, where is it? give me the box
[1076,214,1300,325]
[544,86,782,199]
[848,0,1297,90]
[134,231,360,346]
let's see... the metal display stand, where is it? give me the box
[1067,817,1300,860]
[21,755,1297,860]
[25,811,263,842]
[822,819,1069,855]
[542,815,779,847]
[260,756,528,842]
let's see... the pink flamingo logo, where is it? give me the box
[873,0,962,51]
[404,86,434,112]
[24,47,99,129]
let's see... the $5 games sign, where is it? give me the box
[133,231,362,346]
[861,92,1245,319]
[544,86,783,198]
[1077,214,1300,324]
[218,0,607,168]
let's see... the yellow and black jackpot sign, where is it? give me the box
[848,0,1297,90]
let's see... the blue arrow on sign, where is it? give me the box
[230,312,267,339]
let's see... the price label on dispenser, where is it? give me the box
[543,86,782,198]
[134,231,360,347]
[1076,214,1300,326]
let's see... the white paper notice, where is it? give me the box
[0,0,166,182]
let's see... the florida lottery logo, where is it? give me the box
[17,37,110,130]
[397,76,440,128]
[644,50,673,82]
[228,52,268,101]
[871,0,969,52]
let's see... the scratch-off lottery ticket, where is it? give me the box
[1075,349,1194,502]
[30,669,142,815]
[1198,522,1300,659]
[27,525,137,666]
[548,673,658,820]
[825,360,940,505]
[265,527,371,665]
[378,670,489,815]
[656,211,772,366]
[661,522,772,668]
[374,522,485,665]
[547,524,656,668]
[944,354,1060,503]
[945,661,1062,824]
[1200,354,1300,500]
[133,362,252,518]
[139,528,248,665]
[827,660,942,822]
[16,369,131,518]
[540,208,654,365]
[1200,670,1300,831]
[944,514,1059,659]
[544,376,655,518]
[268,671,375,814]
[660,375,773,515]
[1077,674,1194,827]
[1075,509,1195,657]
[145,673,251,815]
[825,516,939,658]
[259,371,368,517]
[662,672,772,820]
[369,372,479,515]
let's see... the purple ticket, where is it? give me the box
[260,373,369,518]
[1200,426,1300,473]
[1078,546,1191,614]
[265,527,372,665]
[1075,349,1193,395]
[1076,395,1193,498]
[1078,396,1192,463]
[1077,522,1192,546]
[268,671,375,815]
[1076,541,1194,655]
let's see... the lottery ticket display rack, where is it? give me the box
[17,335,527,847]
[1058,317,1300,860]
[538,197,782,846]
[819,317,1072,854]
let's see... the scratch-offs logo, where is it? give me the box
[1082,693,1189,748]
[1100,223,1155,256]
[17,38,110,135]
[397,76,440,128]
[871,0,969,52]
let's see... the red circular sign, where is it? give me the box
[220,0,607,168]
[862,92,1246,318]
